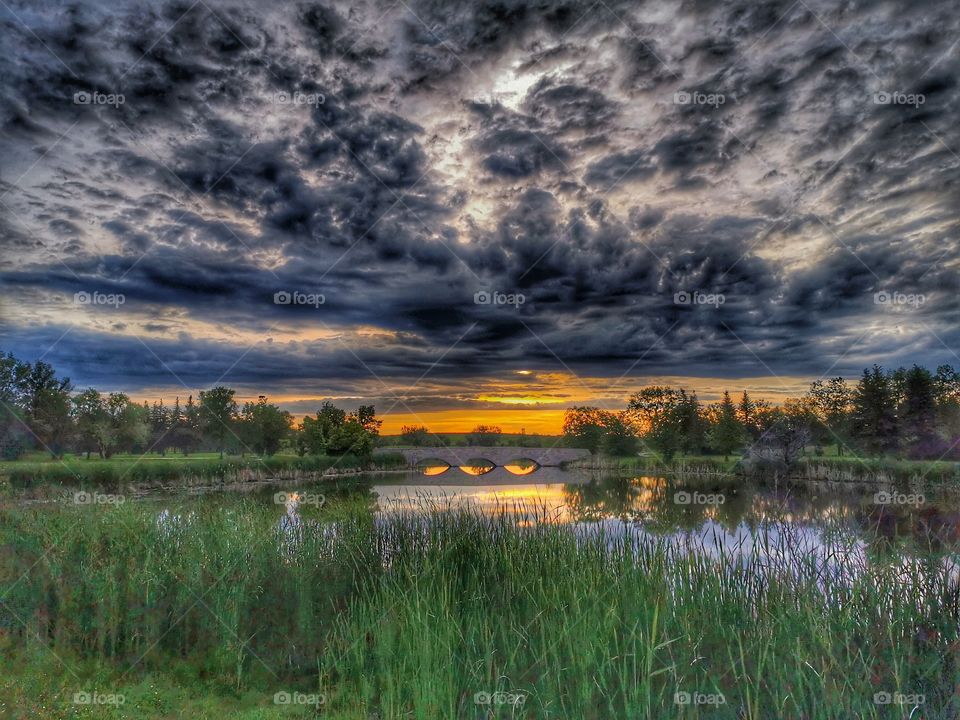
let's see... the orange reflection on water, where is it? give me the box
[421,464,451,476]
[504,462,539,476]
[459,465,496,476]
[375,483,574,522]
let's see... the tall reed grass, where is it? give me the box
[1,500,957,718]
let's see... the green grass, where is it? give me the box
[0,452,408,491]
[573,453,741,476]
[1,499,957,717]
[573,451,960,485]
[0,640,312,719]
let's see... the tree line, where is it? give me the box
[563,364,960,463]
[0,351,381,460]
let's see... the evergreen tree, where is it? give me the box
[935,365,960,447]
[708,391,743,459]
[851,366,898,455]
[737,391,757,439]
[900,365,939,458]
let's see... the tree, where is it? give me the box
[173,395,203,456]
[750,400,812,470]
[707,391,743,459]
[355,405,382,436]
[737,392,758,439]
[325,418,374,457]
[468,425,502,446]
[106,393,150,455]
[900,365,940,458]
[627,386,691,459]
[238,396,292,456]
[598,412,640,456]
[72,389,111,459]
[0,352,31,459]
[22,360,74,457]
[168,397,203,455]
[148,400,172,455]
[316,401,346,438]
[627,387,683,432]
[851,366,898,455]
[562,407,609,453]
[806,377,852,455]
[400,425,431,446]
[297,415,327,456]
[199,386,238,458]
[935,365,960,449]
[296,401,346,456]
[296,402,380,457]
[562,407,638,455]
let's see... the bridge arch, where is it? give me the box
[377,446,592,469]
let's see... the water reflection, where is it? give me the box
[421,464,450,476]
[148,470,960,588]
[458,462,496,476]
[503,460,539,475]
[419,459,541,476]
[370,472,960,574]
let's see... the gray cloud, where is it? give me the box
[1,0,959,402]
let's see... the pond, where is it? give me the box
[7,469,958,716]
[158,467,960,579]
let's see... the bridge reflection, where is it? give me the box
[417,458,542,476]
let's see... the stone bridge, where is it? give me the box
[376,446,591,468]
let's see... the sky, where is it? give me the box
[1,0,959,433]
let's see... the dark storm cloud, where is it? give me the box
[2,0,960,398]
[522,79,619,132]
[584,150,655,187]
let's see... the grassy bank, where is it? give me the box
[1,501,956,717]
[791,456,960,484]
[569,453,739,476]
[0,452,408,492]
[571,452,960,486]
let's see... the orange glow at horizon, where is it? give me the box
[124,373,815,436]
[379,409,569,435]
